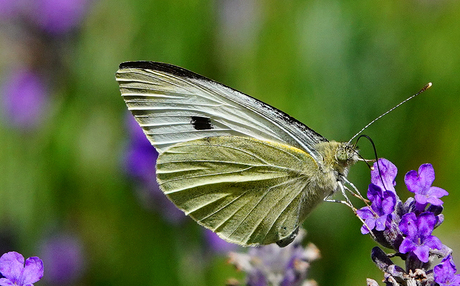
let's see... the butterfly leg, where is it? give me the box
[326,183,377,240]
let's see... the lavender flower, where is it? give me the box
[356,184,396,234]
[405,164,448,207]
[228,229,319,286]
[358,159,457,285]
[1,69,48,130]
[398,212,442,263]
[0,251,44,286]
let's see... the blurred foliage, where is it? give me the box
[1,0,460,285]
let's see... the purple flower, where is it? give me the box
[1,69,48,130]
[228,230,319,286]
[0,251,44,286]
[398,212,443,263]
[356,184,396,234]
[404,163,448,206]
[39,234,84,285]
[370,158,398,194]
[434,255,460,286]
[30,0,90,35]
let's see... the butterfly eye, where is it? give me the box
[336,147,348,162]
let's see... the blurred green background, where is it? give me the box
[1,0,460,285]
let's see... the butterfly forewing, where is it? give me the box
[156,136,324,246]
[116,61,328,161]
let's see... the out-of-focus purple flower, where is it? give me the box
[204,230,238,254]
[1,68,48,130]
[404,164,448,206]
[39,234,84,285]
[124,115,158,184]
[434,255,460,286]
[124,115,186,225]
[0,0,21,20]
[398,212,443,263]
[356,184,396,234]
[228,229,319,286]
[0,251,44,286]
[30,0,90,35]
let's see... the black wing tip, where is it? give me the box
[118,61,203,80]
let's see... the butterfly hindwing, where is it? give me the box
[156,136,325,246]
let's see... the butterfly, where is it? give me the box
[116,61,360,247]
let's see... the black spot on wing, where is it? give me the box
[191,116,213,130]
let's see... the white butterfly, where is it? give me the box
[116,61,359,247]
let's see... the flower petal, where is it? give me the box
[414,193,428,205]
[371,159,397,192]
[22,257,44,284]
[413,244,430,263]
[0,278,14,286]
[400,213,417,237]
[418,164,435,187]
[418,212,436,236]
[0,252,24,281]
[375,215,388,231]
[423,236,443,251]
[404,170,420,194]
[381,191,396,214]
[426,197,444,206]
[356,207,373,220]
[367,184,382,203]
[399,238,416,254]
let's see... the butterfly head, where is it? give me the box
[336,142,359,168]
[316,141,359,179]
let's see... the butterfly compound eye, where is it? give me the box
[336,143,359,165]
[336,147,348,162]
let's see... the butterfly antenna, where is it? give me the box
[355,134,388,191]
[347,82,432,145]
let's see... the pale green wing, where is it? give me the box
[157,136,327,247]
